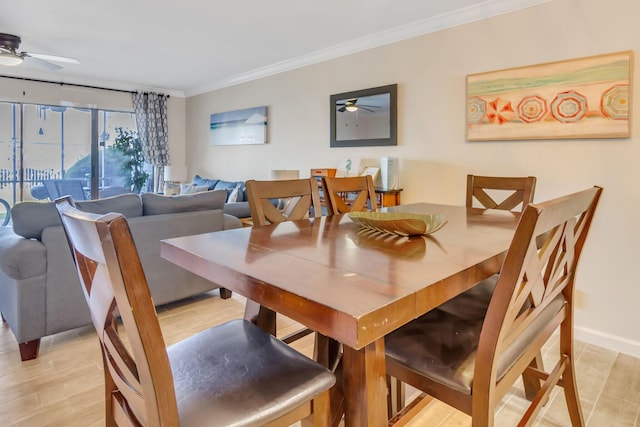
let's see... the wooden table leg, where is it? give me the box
[342,339,388,427]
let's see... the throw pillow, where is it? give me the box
[141,190,227,216]
[179,184,209,195]
[192,175,219,190]
[214,180,246,202]
[164,182,180,196]
[227,185,241,203]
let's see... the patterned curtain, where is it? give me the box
[132,92,169,192]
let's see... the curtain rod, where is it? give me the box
[0,74,169,97]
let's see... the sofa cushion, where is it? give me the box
[75,193,143,218]
[214,180,246,202]
[193,174,219,190]
[179,184,209,195]
[141,190,226,215]
[223,201,251,219]
[11,202,61,240]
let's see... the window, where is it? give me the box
[0,102,152,213]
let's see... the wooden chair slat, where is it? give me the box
[247,178,322,226]
[324,175,378,215]
[467,174,537,215]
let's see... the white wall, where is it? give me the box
[186,0,640,356]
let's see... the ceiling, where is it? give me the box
[0,0,547,97]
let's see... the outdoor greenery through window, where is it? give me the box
[0,101,153,225]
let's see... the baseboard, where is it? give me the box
[575,326,640,358]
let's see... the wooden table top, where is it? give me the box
[161,203,519,350]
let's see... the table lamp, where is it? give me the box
[163,164,188,195]
[270,169,300,180]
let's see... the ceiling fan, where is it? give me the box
[337,98,380,113]
[0,33,79,71]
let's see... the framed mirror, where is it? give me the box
[330,84,397,147]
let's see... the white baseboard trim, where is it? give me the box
[575,326,640,358]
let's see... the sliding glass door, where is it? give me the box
[0,102,19,225]
[0,101,146,219]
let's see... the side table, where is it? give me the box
[375,188,402,207]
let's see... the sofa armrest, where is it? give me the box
[0,227,46,280]
[223,213,242,230]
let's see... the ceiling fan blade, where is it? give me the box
[357,104,380,108]
[28,52,79,64]
[359,107,376,113]
[23,55,63,71]
[338,106,346,112]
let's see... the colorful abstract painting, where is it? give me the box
[466,51,633,141]
[210,106,267,145]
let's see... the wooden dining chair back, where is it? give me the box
[466,174,536,214]
[55,197,335,427]
[246,178,322,226]
[386,186,602,426]
[323,175,378,214]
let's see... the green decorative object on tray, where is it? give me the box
[348,211,447,236]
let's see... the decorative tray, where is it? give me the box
[348,211,447,236]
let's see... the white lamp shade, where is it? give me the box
[164,164,188,182]
[270,169,300,180]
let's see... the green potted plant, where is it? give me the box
[110,127,149,193]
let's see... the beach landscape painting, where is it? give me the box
[466,51,633,141]
[210,106,267,145]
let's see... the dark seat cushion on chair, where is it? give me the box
[437,276,497,320]
[385,295,565,394]
[169,319,336,426]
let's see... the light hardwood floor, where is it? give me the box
[1,291,638,426]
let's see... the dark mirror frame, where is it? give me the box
[330,83,397,148]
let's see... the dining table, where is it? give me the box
[160,202,520,427]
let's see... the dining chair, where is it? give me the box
[436,173,538,320]
[323,175,378,215]
[385,186,602,426]
[244,177,324,340]
[55,197,335,427]
[246,177,322,226]
[466,174,536,214]
[464,173,540,396]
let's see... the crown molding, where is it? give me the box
[185,0,551,97]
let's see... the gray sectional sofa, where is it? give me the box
[0,190,242,361]
[191,175,252,219]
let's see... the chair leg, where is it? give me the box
[386,375,405,419]
[471,388,496,427]
[102,350,117,427]
[219,287,232,299]
[313,389,332,427]
[560,322,585,426]
[244,299,277,336]
[522,351,544,400]
[314,335,342,372]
